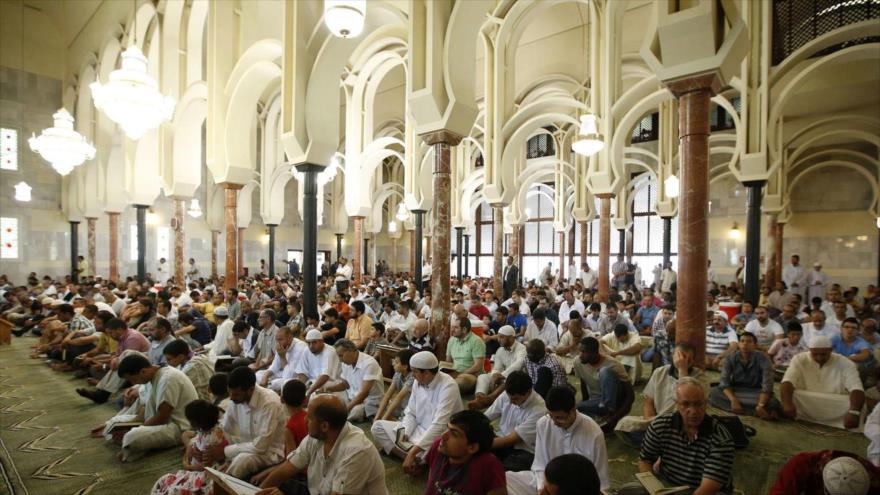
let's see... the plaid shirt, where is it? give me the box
[523,353,567,388]
[68,313,95,336]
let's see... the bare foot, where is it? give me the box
[90,424,106,438]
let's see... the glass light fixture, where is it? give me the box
[13,181,31,202]
[324,0,366,38]
[665,174,680,198]
[395,203,410,222]
[728,222,741,239]
[146,208,159,225]
[29,109,96,176]
[572,114,604,157]
[187,198,202,218]
[90,46,175,140]
[388,220,398,233]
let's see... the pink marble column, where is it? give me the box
[86,217,96,278]
[222,184,242,290]
[107,212,119,282]
[173,198,185,285]
[765,215,778,287]
[237,227,245,278]
[774,222,784,286]
[597,194,613,303]
[492,205,504,297]
[579,220,588,267]
[667,74,720,365]
[211,230,219,279]
[423,130,462,357]
[510,225,521,266]
[352,216,364,286]
[558,231,566,282]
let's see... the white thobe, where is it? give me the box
[802,323,841,345]
[524,319,559,349]
[221,385,287,478]
[257,340,307,391]
[782,352,864,429]
[476,341,527,395]
[568,264,578,285]
[581,270,597,289]
[782,264,807,297]
[206,319,235,357]
[485,391,547,453]
[339,352,385,420]
[295,346,341,385]
[558,300,586,325]
[807,270,829,301]
[660,269,677,293]
[507,413,610,494]
[866,403,880,466]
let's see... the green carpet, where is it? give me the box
[0,336,870,494]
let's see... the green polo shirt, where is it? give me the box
[448,331,486,372]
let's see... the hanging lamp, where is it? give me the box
[29,109,96,176]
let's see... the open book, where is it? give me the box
[105,421,143,433]
[205,467,260,495]
[395,427,414,452]
[635,472,691,495]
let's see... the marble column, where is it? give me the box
[423,131,461,354]
[558,231,566,281]
[222,184,242,290]
[510,225,520,263]
[392,238,398,273]
[765,215,778,287]
[661,216,672,268]
[70,221,80,283]
[86,217,96,278]
[413,211,425,293]
[596,194,613,303]
[579,221,588,267]
[455,227,464,280]
[774,222,784,286]
[352,216,364,286]
[211,230,219,279]
[267,224,277,278]
[336,233,343,264]
[492,205,504,297]
[237,227,245,278]
[744,180,765,305]
[108,212,120,282]
[463,234,470,277]
[297,164,321,319]
[667,74,720,365]
[173,198,185,285]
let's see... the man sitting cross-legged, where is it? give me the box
[253,395,388,495]
[469,325,526,410]
[446,316,486,396]
[507,386,610,495]
[256,326,307,393]
[574,336,634,426]
[484,370,547,472]
[371,351,463,474]
[709,331,782,420]
[319,338,385,422]
[77,317,150,404]
[296,329,342,399]
[102,353,198,462]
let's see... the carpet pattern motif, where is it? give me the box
[0,335,871,495]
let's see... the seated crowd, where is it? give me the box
[2,254,880,495]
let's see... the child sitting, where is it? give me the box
[151,400,227,495]
[364,322,390,359]
[374,349,414,422]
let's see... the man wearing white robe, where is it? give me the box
[507,385,610,494]
[782,335,865,430]
[296,329,342,397]
[580,263,598,290]
[204,306,233,357]
[256,327,307,392]
[806,262,829,302]
[325,339,385,421]
[782,254,807,299]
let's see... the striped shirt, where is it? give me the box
[705,326,738,356]
[523,354,568,389]
[640,412,735,489]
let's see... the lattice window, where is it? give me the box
[631,113,659,144]
[1,217,19,259]
[1,128,18,171]
[772,0,880,65]
[526,132,555,159]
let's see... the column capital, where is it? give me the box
[294,163,325,174]
[69,220,81,224]
[595,193,615,200]
[265,223,278,228]
[742,180,767,188]
[665,72,723,98]
[420,129,463,146]
[217,182,244,191]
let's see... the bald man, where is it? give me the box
[408,319,434,353]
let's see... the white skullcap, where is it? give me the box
[814,262,822,267]
[305,329,324,341]
[498,325,516,337]
[714,311,729,321]
[809,335,832,349]
[213,306,228,316]
[41,297,54,305]
[823,456,869,495]
[410,351,439,370]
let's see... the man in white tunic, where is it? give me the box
[744,305,785,351]
[211,366,287,478]
[257,395,388,495]
[296,329,342,397]
[506,385,610,494]
[471,325,527,409]
[203,306,233,357]
[109,353,198,462]
[256,326,307,392]
[806,262,829,302]
[782,254,807,299]
[557,290,585,326]
[523,308,559,349]
[323,339,385,421]
[781,335,865,430]
[371,351,463,473]
[581,263,598,290]
[485,370,547,472]
[802,309,841,344]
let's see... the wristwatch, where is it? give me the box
[849,409,862,416]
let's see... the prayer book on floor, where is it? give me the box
[635,472,691,495]
[205,467,260,495]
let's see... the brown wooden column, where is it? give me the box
[597,194,613,303]
[86,217,97,278]
[422,131,462,357]
[579,220,588,267]
[173,198,186,285]
[352,216,364,286]
[667,74,721,365]
[211,230,219,279]
[558,231,566,282]
[108,212,119,282]
[492,205,504,296]
[765,214,778,287]
[222,183,242,290]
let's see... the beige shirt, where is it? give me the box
[782,352,863,395]
[642,365,708,415]
[221,385,287,461]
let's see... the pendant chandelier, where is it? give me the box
[324,0,366,38]
[395,203,410,222]
[90,45,175,140]
[572,114,604,157]
[14,181,31,202]
[187,198,203,218]
[29,109,96,176]
[665,174,680,198]
[388,220,398,233]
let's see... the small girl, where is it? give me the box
[151,400,227,495]
[374,349,414,421]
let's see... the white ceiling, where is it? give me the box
[25,0,102,48]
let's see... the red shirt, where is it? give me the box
[770,450,880,495]
[285,409,308,455]
[423,437,506,495]
[469,304,490,321]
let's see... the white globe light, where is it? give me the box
[14,181,32,202]
[665,174,680,198]
[29,109,96,176]
[395,203,410,222]
[187,198,203,218]
[572,114,604,157]
[324,0,366,38]
[90,46,175,140]
[388,220,398,233]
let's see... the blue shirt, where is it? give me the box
[636,305,661,329]
[507,314,527,332]
[831,335,875,366]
